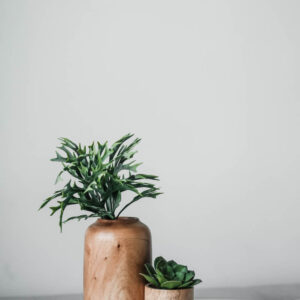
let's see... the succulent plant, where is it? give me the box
[140,256,202,289]
[39,133,161,230]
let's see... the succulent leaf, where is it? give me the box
[191,279,202,286]
[161,280,182,289]
[178,280,194,288]
[185,271,195,282]
[173,264,188,273]
[140,273,159,287]
[154,256,166,270]
[175,271,185,281]
[155,269,168,284]
[145,263,156,277]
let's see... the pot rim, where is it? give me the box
[145,283,194,291]
[96,216,139,224]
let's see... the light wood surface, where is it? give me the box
[84,217,151,300]
[145,285,194,300]
[0,295,244,300]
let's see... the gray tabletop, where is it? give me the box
[1,284,300,300]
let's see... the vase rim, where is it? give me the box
[96,216,139,224]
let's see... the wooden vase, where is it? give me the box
[84,217,151,300]
[145,284,194,300]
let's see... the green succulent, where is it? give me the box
[39,133,161,230]
[140,256,202,289]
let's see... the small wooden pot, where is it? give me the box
[145,284,194,300]
[84,217,151,300]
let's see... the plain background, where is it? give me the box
[1,0,300,297]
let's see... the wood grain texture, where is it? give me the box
[84,217,151,300]
[145,285,194,300]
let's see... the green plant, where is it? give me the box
[140,256,202,289]
[39,133,161,230]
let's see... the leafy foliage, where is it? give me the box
[40,134,161,230]
[140,256,202,289]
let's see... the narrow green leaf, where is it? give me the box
[59,137,78,151]
[113,191,121,211]
[63,213,98,223]
[39,192,62,210]
[55,170,64,184]
[51,151,66,162]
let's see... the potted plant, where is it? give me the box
[40,134,161,300]
[140,256,202,300]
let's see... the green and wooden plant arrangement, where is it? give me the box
[141,256,202,300]
[40,134,161,300]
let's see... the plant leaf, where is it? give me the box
[191,279,202,286]
[145,263,156,277]
[40,134,161,229]
[161,280,182,289]
[140,273,159,288]
[173,264,188,274]
[184,271,195,282]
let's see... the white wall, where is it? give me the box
[1,0,300,297]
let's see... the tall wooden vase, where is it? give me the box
[84,217,151,300]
